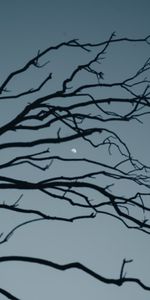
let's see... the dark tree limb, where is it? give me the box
[0,256,149,294]
[0,288,20,300]
[0,33,150,298]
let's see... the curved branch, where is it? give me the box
[0,256,149,291]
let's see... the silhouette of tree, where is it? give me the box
[0,33,150,299]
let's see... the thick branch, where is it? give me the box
[0,256,149,291]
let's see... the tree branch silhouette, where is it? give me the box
[0,33,150,298]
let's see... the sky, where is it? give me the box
[0,1,150,299]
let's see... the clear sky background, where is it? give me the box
[0,1,150,299]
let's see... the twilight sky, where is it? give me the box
[0,1,150,299]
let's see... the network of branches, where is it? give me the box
[0,33,150,299]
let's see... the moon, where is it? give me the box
[71,148,77,154]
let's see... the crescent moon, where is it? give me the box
[71,148,77,153]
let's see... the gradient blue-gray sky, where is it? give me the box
[0,1,150,299]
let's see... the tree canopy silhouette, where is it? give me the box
[0,33,150,299]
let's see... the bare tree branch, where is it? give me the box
[0,33,150,298]
[0,256,150,293]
